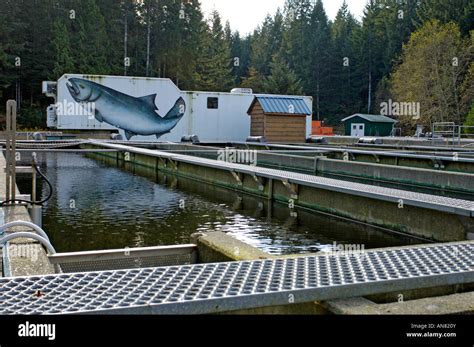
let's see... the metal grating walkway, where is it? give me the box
[229,141,474,163]
[0,242,473,314]
[92,141,474,216]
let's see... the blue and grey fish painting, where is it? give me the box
[66,78,185,140]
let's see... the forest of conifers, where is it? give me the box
[0,0,473,130]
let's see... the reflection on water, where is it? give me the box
[17,152,422,255]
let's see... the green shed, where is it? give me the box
[341,114,397,137]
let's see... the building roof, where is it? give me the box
[341,114,397,123]
[248,96,311,115]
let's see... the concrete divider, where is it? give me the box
[0,154,54,277]
[258,153,474,194]
[146,143,474,195]
[191,232,273,263]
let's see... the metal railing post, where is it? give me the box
[5,100,17,203]
[5,102,11,202]
[431,123,434,146]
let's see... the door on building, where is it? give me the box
[351,123,365,137]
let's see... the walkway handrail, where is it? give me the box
[0,221,50,242]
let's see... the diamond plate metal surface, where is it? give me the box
[0,243,473,315]
[91,142,474,216]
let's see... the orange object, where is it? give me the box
[312,121,334,136]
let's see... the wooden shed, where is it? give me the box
[247,96,311,143]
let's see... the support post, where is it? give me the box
[31,169,36,203]
[5,100,17,203]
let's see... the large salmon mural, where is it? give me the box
[66,78,185,140]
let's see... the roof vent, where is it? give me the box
[231,88,253,94]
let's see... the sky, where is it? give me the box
[200,0,368,35]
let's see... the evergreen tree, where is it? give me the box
[51,20,75,79]
[416,0,474,35]
[74,0,110,74]
[250,13,283,77]
[195,11,234,91]
[307,0,332,120]
[281,0,313,83]
[178,0,210,89]
[240,67,264,92]
[144,0,208,88]
[351,0,420,115]
[353,0,386,114]
[0,0,15,96]
[229,31,252,85]
[263,54,303,95]
[154,0,186,82]
[11,0,56,107]
[96,0,129,75]
[331,1,360,118]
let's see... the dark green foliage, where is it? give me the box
[464,102,474,133]
[416,0,474,35]
[330,1,361,117]
[306,0,333,119]
[263,54,303,95]
[17,105,45,129]
[0,0,471,129]
[51,20,75,79]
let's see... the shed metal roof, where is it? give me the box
[248,96,311,115]
[341,114,397,123]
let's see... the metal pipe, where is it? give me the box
[11,101,16,202]
[0,221,50,242]
[31,172,36,202]
[11,149,120,153]
[5,101,14,202]
[31,167,36,202]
